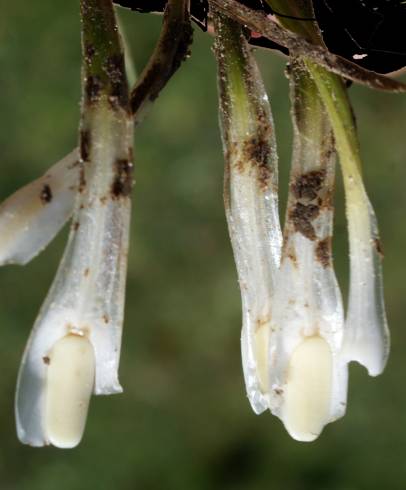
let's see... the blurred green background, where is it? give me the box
[1,3,406,489]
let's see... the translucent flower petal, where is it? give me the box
[16,105,134,447]
[342,188,390,376]
[0,149,78,265]
[268,61,347,441]
[304,60,390,377]
[213,14,282,413]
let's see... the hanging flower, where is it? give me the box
[213,11,282,414]
[14,0,134,448]
[213,4,390,442]
[268,59,347,441]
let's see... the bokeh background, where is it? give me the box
[1,3,406,489]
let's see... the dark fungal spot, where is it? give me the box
[289,203,320,240]
[73,221,80,231]
[315,237,332,268]
[105,54,130,110]
[85,75,103,104]
[287,247,297,266]
[43,356,50,365]
[243,136,270,164]
[291,170,326,201]
[241,133,273,191]
[111,158,133,198]
[102,314,110,324]
[40,184,52,204]
[374,238,384,259]
[79,165,87,193]
[85,43,96,64]
[80,130,91,162]
[84,268,90,277]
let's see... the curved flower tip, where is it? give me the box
[342,196,390,376]
[0,149,78,266]
[282,336,333,442]
[46,335,95,448]
[16,334,95,448]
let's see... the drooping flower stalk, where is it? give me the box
[16,0,133,447]
[213,11,282,414]
[269,58,347,441]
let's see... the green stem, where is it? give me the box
[130,0,192,121]
[265,0,322,44]
[266,0,363,184]
[80,0,129,109]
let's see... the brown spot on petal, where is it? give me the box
[315,237,332,268]
[291,170,326,202]
[43,356,50,365]
[40,184,52,204]
[111,158,133,198]
[80,130,91,162]
[289,203,320,240]
[242,136,273,191]
[374,238,384,259]
[255,314,270,332]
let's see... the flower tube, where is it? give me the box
[307,61,390,376]
[15,0,133,447]
[268,59,347,441]
[213,11,282,414]
[267,0,389,379]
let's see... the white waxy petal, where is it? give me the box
[213,15,282,413]
[268,60,348,437]
[0,149,78,265]
[283,336,332,442]
[16,104,133,446]
[45,334,95,449]
[304,59,390,378]
[342,191,390,376]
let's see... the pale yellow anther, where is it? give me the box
[45,334,95,449]
[283,336,332,442]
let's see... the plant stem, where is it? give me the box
[130,0,192,122]
[208,0,406,92]
[80,0,129,109]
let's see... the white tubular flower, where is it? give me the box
[213,13,282,414]
[307,61,390,377]
[15,0,134,448]
[0,149,78,265]
[16,104,133,447]
[268,60,347,441]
